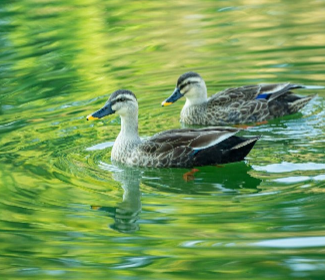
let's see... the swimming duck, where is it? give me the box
[87,89,259,168]
[162,72,323,125]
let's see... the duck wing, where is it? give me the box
[211,99,270,124]
[137,127,257,167]
[207,83,311,106]
[149,127,239,149]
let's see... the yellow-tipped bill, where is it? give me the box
[161,87,184,107]
[161,101,173,107]
[87,114,99,121]
[86,102,115,121]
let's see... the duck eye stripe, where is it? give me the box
[179,81,198,91]
[111,97,133,105]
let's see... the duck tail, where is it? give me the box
[192,135,260,166]
[230,136,260,151]
[288,94,316,113]
[298,85,325,90]
[226,136,260,163]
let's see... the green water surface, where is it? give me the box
[1,0,325,279]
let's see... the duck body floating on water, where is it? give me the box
[87,90,259,168]
[162,72,324,125]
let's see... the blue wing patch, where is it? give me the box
[190,149,201,157]
[255,93,271,100]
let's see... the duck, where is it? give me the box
[87,89,259,168]
[161,71,323,125]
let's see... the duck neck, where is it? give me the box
[184,97,207,108]
[184,83,208,107]
[117,114,141,145]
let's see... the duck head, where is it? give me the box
[87,89,138,120]
[162,72,208,107]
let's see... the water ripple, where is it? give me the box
[253,162,325,173]
[253,236,325,248]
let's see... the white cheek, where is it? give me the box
[180,85,190,95]
[118,106,125,114]
[112,103,124,114]
[118,106,129,115]
[186,87,196,97]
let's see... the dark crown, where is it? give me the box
[177,72,201,86]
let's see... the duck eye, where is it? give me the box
[117,97,126,102]
[179,81,192,91]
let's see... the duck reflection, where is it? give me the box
[142,162,262,195]
[93,161,262,233]
[92,165,142,233]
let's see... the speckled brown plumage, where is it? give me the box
[162,72,321,125]
[88,90,259,168]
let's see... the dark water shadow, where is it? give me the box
[93,162,262,233]
[141,162,262,195]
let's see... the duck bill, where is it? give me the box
[87,102,115,121]
[161,87,184,107]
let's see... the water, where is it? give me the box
[1,0,325,279]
